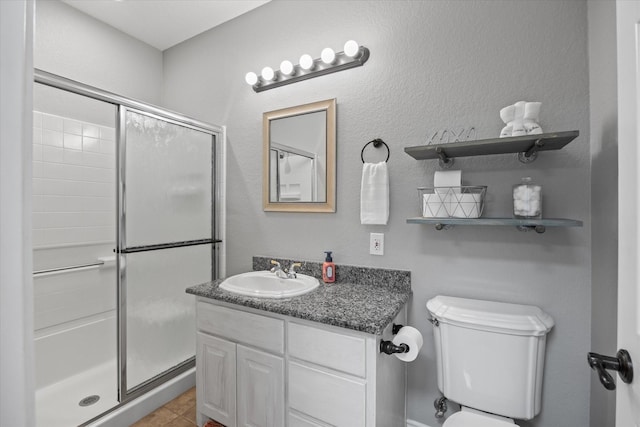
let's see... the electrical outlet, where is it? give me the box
[370,233,384,256]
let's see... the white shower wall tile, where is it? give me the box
[33,126,42,144]
[100,126,115,141]
[80,181,113,198]
[32,195,45,212]
[34,226,115,248]
[33,161,44,178]
[82,166,114,183]
[33,111,42,128]
[82,123,100,139]
[63,149,84,166]
[34,212,114,230]
[43,162,82,181]
[83,197,112,212]
[63,133,82,151]
[37,178,81,196]
[82,136,100,152]
[42,113,63,131]
[33,212,76,229]
[33,142,43,161]
[43,129,63,147]
[42,145,63,163]
[63,118,83,135]
[33,111,116,248]
[83,151,112,169]
[32,178,45,195]
[100,139,115,155]
[40,195,85,212]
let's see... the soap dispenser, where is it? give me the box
[322,251,335,283]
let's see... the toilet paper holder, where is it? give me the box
[380,340,410,355]
[380,323,410,355]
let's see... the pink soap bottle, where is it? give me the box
[322,251,335,283]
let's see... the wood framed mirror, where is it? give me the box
[263,98,336,212]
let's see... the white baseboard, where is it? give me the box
[407,419,432,427]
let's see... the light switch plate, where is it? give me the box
[370,233,384,255]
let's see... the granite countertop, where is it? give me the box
[186,256,412,335]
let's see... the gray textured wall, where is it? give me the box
[35,0,163,105]
[588,1,618,426]
[162,1,592,425]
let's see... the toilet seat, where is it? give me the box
[443,407,517,427]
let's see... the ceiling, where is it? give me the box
[62,0,271,51]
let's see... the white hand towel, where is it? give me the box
[360,161,389,225]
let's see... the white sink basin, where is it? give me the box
[219,271,320,299]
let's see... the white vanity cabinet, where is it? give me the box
[195,297,407,427]
[196,301,285,427]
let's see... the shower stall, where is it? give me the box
[32,70,223,427]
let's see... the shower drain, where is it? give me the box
[78,395,100,407]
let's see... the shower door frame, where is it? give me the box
[34,69,224,413]
[117,105,221,401]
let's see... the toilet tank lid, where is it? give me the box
[426,295,554,336]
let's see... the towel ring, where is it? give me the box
[361,138,390,163]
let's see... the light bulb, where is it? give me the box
[280,60,294,76]
[344,40,360,57]
[299,54,314,70]
[261,66,275,81]
[321,47,336,64]
[245,71,258,85]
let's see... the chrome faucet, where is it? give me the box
[270,260,288,278]
[270,260,301,279]
[287,262,301,279]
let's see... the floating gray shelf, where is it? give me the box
[404,130,579,166]
[406,217,583,234]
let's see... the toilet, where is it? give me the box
[426,295,555,426]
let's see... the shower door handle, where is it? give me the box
[116,238,222,254]
[587,349,633,390]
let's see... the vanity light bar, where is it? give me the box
[245,40,370,93]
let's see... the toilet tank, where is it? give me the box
[426,296,554,420]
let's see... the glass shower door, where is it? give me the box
[32,82,119,427]
[119,108,217,395]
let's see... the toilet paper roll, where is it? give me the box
[450,193,482,218]
[392,326,423,362]
[423,194,447,217]
[434,170,462,194]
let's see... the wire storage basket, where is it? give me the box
[418,186,487,218]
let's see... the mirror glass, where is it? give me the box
[263,99,336,212]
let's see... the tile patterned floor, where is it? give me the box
[130,387,224,427]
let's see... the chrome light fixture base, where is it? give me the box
[250,46,370,93]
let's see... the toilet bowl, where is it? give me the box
[443,407,516,426]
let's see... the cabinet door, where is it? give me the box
[197,332,236,427]
[237,345,284,427]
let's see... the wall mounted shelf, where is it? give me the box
[406,217,583,234]
[404,130,579,167]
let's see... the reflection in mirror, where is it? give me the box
[263,99,336,212]
[270,142,318,202]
